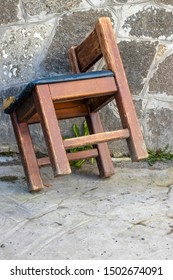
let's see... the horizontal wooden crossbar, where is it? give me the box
[37,148,99,167]
[63,129,130,150]
[37,129,129,167]
[27,103,89,124]
[48,76,116,101]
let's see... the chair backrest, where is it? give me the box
[69,17,124,79]
[69,28,102,73]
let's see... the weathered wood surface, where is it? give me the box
[11,112,44,192]
[69,37,116,178]
[34,84,71,176]
[25,100,89,124]
[95,17,148,161]
[69,30,102,72]
[37,149,99,167]
[49,77,116,101]
[16,94,36,123]
[86,112,116,178]
[63,129,129,150]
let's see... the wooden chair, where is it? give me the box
[3,17,148,192]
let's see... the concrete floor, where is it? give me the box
[0,157,173,260]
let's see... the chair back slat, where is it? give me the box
[69,29,102,73]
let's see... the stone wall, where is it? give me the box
[1,0,173,156]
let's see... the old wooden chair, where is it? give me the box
[3,17,148,192]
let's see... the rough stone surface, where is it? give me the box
[43,9,113,74]
[156,0,173,5]
[118,40,157,95]
[0,86,24,152]
[0,0,20,25]
[21,0,81,16]
[0,21,55,88]
[89,0,127,6]
[123,7,173,39]
[116,0,128,2]
[143,106,173,150]
[149,53,173,95]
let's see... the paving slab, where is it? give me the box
[0,158,173,260]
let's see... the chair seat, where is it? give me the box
[4,70,114,114]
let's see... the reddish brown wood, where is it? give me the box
[86,112,115,178]
[95,17,148,161]
[49,77,116,101]
[16,94,36,123]
[27,103,89,124]
[69,30,117,178]
[37,149,99,167]
[11,112,44,192]
[26,100,88,124]
[34,84,71,176]
[69,47,81,73]
[69,30,102,72]
[63,129,129,149]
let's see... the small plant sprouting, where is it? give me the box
[67,121,95,168]
[147,145,173,166]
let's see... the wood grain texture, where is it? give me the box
[49,77,116,101]
[16,94,36,123]
[86,112,115,178]
[69,30,102,72]
[11,112,44,192]
[95,17,148,161]
[27,103,89,124]
[34,84,71,176]
[63,129,129,149]
[37,149,99,167]
[69,32,116,177]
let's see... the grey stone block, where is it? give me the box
[118,40,158,95]
[116,0,128,2]
[149,53,173,96]
[123,6,173,39]
[0,0,20,25]
[42,9,113,74]
[0,107,16,152]
[0,86,25,152]
[156,0,173,6]
[21,0,81,16]
[143,106,173,150]
[0,20,55,88]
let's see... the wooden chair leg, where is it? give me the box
[69,32,114,178]
[95,17,148,161]
[33,84,71,177]
[11,112,44,192]
[86,111,115,178]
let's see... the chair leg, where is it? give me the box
[11,112,44,192]
[95,17,148,161]
[33,84,71,176]
[86,111,115,178]
[69,35,114,178]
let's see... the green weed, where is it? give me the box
[147,145,173,166]
[67,121,95,168]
